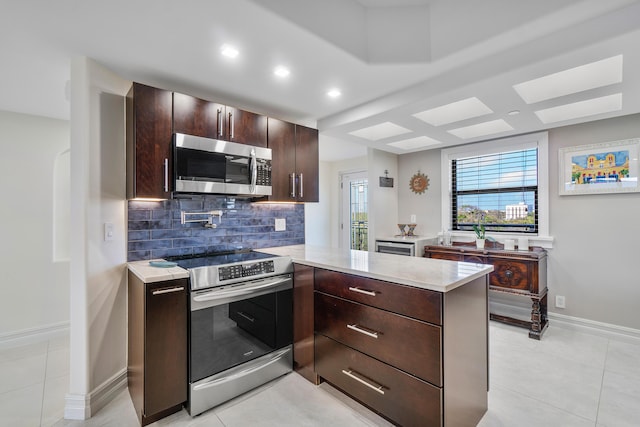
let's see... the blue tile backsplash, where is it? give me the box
[127,196,305,261]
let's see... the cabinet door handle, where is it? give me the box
[298,173,303,198]
[152,286,184,295]
[347,324,379,339]
[348,287,377,297]
[217,108,223,137]
[236,311,255,323]
[163,158,169,192]
[229,111,234,139]
[341,369,385,395]
[505,270,513,279]
[290,173,296,198]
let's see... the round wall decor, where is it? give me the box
[409,171,429,194]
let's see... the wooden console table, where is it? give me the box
[424,243,548,339]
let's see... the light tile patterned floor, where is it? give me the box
[2,322,640,426]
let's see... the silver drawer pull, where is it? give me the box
[347,324,379,339]
[236,311,255,323]
[341,369,385,395]
[152,287,184,295]
[348,287,377,297]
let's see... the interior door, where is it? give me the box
[340,171,368,250]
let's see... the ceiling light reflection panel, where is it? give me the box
[534,93,622,124]
[447,119,513,139]
[513,55,623,104]
[388,136,442,150]
[348,122,411,141]
[413,97,493,126]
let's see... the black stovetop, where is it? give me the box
[166,250,277,270]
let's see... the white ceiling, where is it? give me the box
[1,0,640,161]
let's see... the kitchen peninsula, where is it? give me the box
[128,245,492,427]
[261,245,493,427]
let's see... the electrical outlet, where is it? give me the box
[555,295,566,309]
[275,218,286,231]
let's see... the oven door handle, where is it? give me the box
[193,347,291,391]
[193,276,291,303]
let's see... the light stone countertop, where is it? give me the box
[259,244,493,293]
[128,259,189,283]
[127,245,493,292]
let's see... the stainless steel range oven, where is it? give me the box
[171,251,293,416]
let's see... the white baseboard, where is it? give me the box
[548,312,640,344]
[64,368,128,420]
[0,321,69,348]
[490,300,640,344]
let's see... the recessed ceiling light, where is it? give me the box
[327,89,342,98]
[388,136,442,150]
[534,93,622,124]
[274,66,290,78]
[448,119,514,139]
[513,55,623,104]
[413,97,493,126]
[221,44,239,59]
[349,122,411,141]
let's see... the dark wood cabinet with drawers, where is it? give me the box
[424,243,548,339]
[311,268,488,427]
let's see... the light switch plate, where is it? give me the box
[275,218,286,231]
[104,222,114,241]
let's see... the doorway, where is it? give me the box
[340,171,368,250]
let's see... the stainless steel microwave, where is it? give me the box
[173,133,272,196]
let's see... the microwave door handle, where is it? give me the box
[249,148,257,193]
[192,276,291,303]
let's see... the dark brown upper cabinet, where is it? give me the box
[267,118,319,202]
[172,93,267,147]
[126,83,173,200]
[172,92,221,139]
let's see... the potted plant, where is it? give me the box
[472,214,486,249]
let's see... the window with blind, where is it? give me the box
[451,148,538,234]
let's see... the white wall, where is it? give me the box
[396,113,640,331]
[547,114,640,330]
[367,148,399,248]
[304,160,331,246]
[0,110,70,339]
[67,57,130,418]
[397,149,443,238]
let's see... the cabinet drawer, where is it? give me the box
[427,251,463,261]
[315,292,442,386]
[490,259,533,293]
[315,334,442,427]
[314,269,442,325]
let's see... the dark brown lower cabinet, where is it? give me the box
[310,268,488,427]
[315,334,442,427]
[293,264,318,384]
[128,272,188,426]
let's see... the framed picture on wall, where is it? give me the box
[559,138,640,195]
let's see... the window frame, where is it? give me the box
[441,132,552,247]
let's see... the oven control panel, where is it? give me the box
[218,260,275,281]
